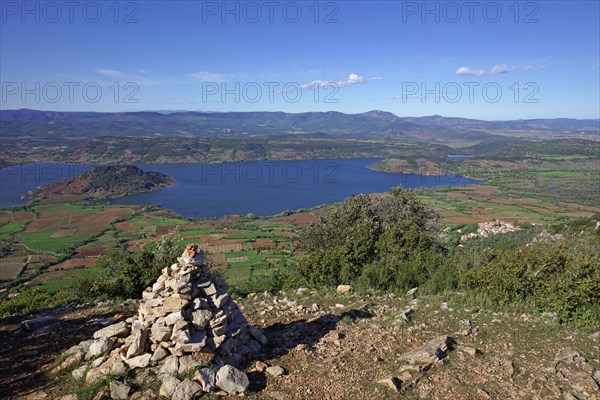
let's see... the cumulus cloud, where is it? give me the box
[300,73,382,89]
[455,67,486,77]
[456,64,508,77]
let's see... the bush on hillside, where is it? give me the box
[71,229,183,300]
[0,288,68,317]
[287,187,446,292]
[461,236,600,323]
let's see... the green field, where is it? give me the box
[226,231,275,240]
[18,230,98,254]
[0,221,26,236]
[36,266,102,292]
[180,229,213,236]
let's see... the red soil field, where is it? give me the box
[272,213,316,227]
[74,247,105,257]
[115,220,137,232]
[11,211,35,222]
[49,229,77,238]
[48,257,97,271]
[250,238,276,249]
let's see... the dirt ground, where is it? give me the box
[2,291,598,400]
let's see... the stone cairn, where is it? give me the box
[57,244,267,397]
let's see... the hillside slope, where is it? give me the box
[1,290,598,399]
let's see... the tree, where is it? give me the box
[288,187,443,291]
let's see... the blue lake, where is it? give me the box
[0,159,482,218]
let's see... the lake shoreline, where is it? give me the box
[1,159,483,218]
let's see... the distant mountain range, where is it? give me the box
[1,109,598,143]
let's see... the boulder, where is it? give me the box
[216,365,249,393]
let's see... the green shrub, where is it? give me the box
[288,187,445,292]
[460,237,600,323]
[70,229,183,300]
[0,288,69,317]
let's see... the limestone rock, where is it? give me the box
[129,390,155,400]
[86,356,128,384]
[93,321,130,339]
[254,361,268,372]
[336,284,353,294]
[72,365,87,380]
[150,346,168,362]
[195,368,216,392]
[109,381,131,399]
[406,287,419,299]
[124,353,151,369]
[54,352,83,373]
[266,365,286,377]
[88,338,115,358]
[159,376,180,398]
[172,379,202,400]
[377,376,402,392]
[216,364,249,393]
[164,298,189,313]
[165,311,184,326]
[179,243,206,266]
[399,335,451,364]
[159,356,179,375]
[126,324,148,358]
[25,391,48,399]
[178,355,203,374]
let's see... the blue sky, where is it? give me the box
[1,0,599,119]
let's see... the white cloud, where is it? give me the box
[489,64,508,74]
[94,68,126,78]
[300,73,382,89]
[456,64,508,77]
[189,71,227,82]
[455,67,486,77]
[93,68,160,85]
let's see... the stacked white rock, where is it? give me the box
[60,244,266,396]
[131,243,264,366]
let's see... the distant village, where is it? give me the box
[459,220,521,242]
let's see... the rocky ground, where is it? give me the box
[1,288,599,400]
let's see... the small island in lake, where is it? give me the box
[28,165,175,204]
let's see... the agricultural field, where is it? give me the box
[379,155,600,225]
[0,203,300,295]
